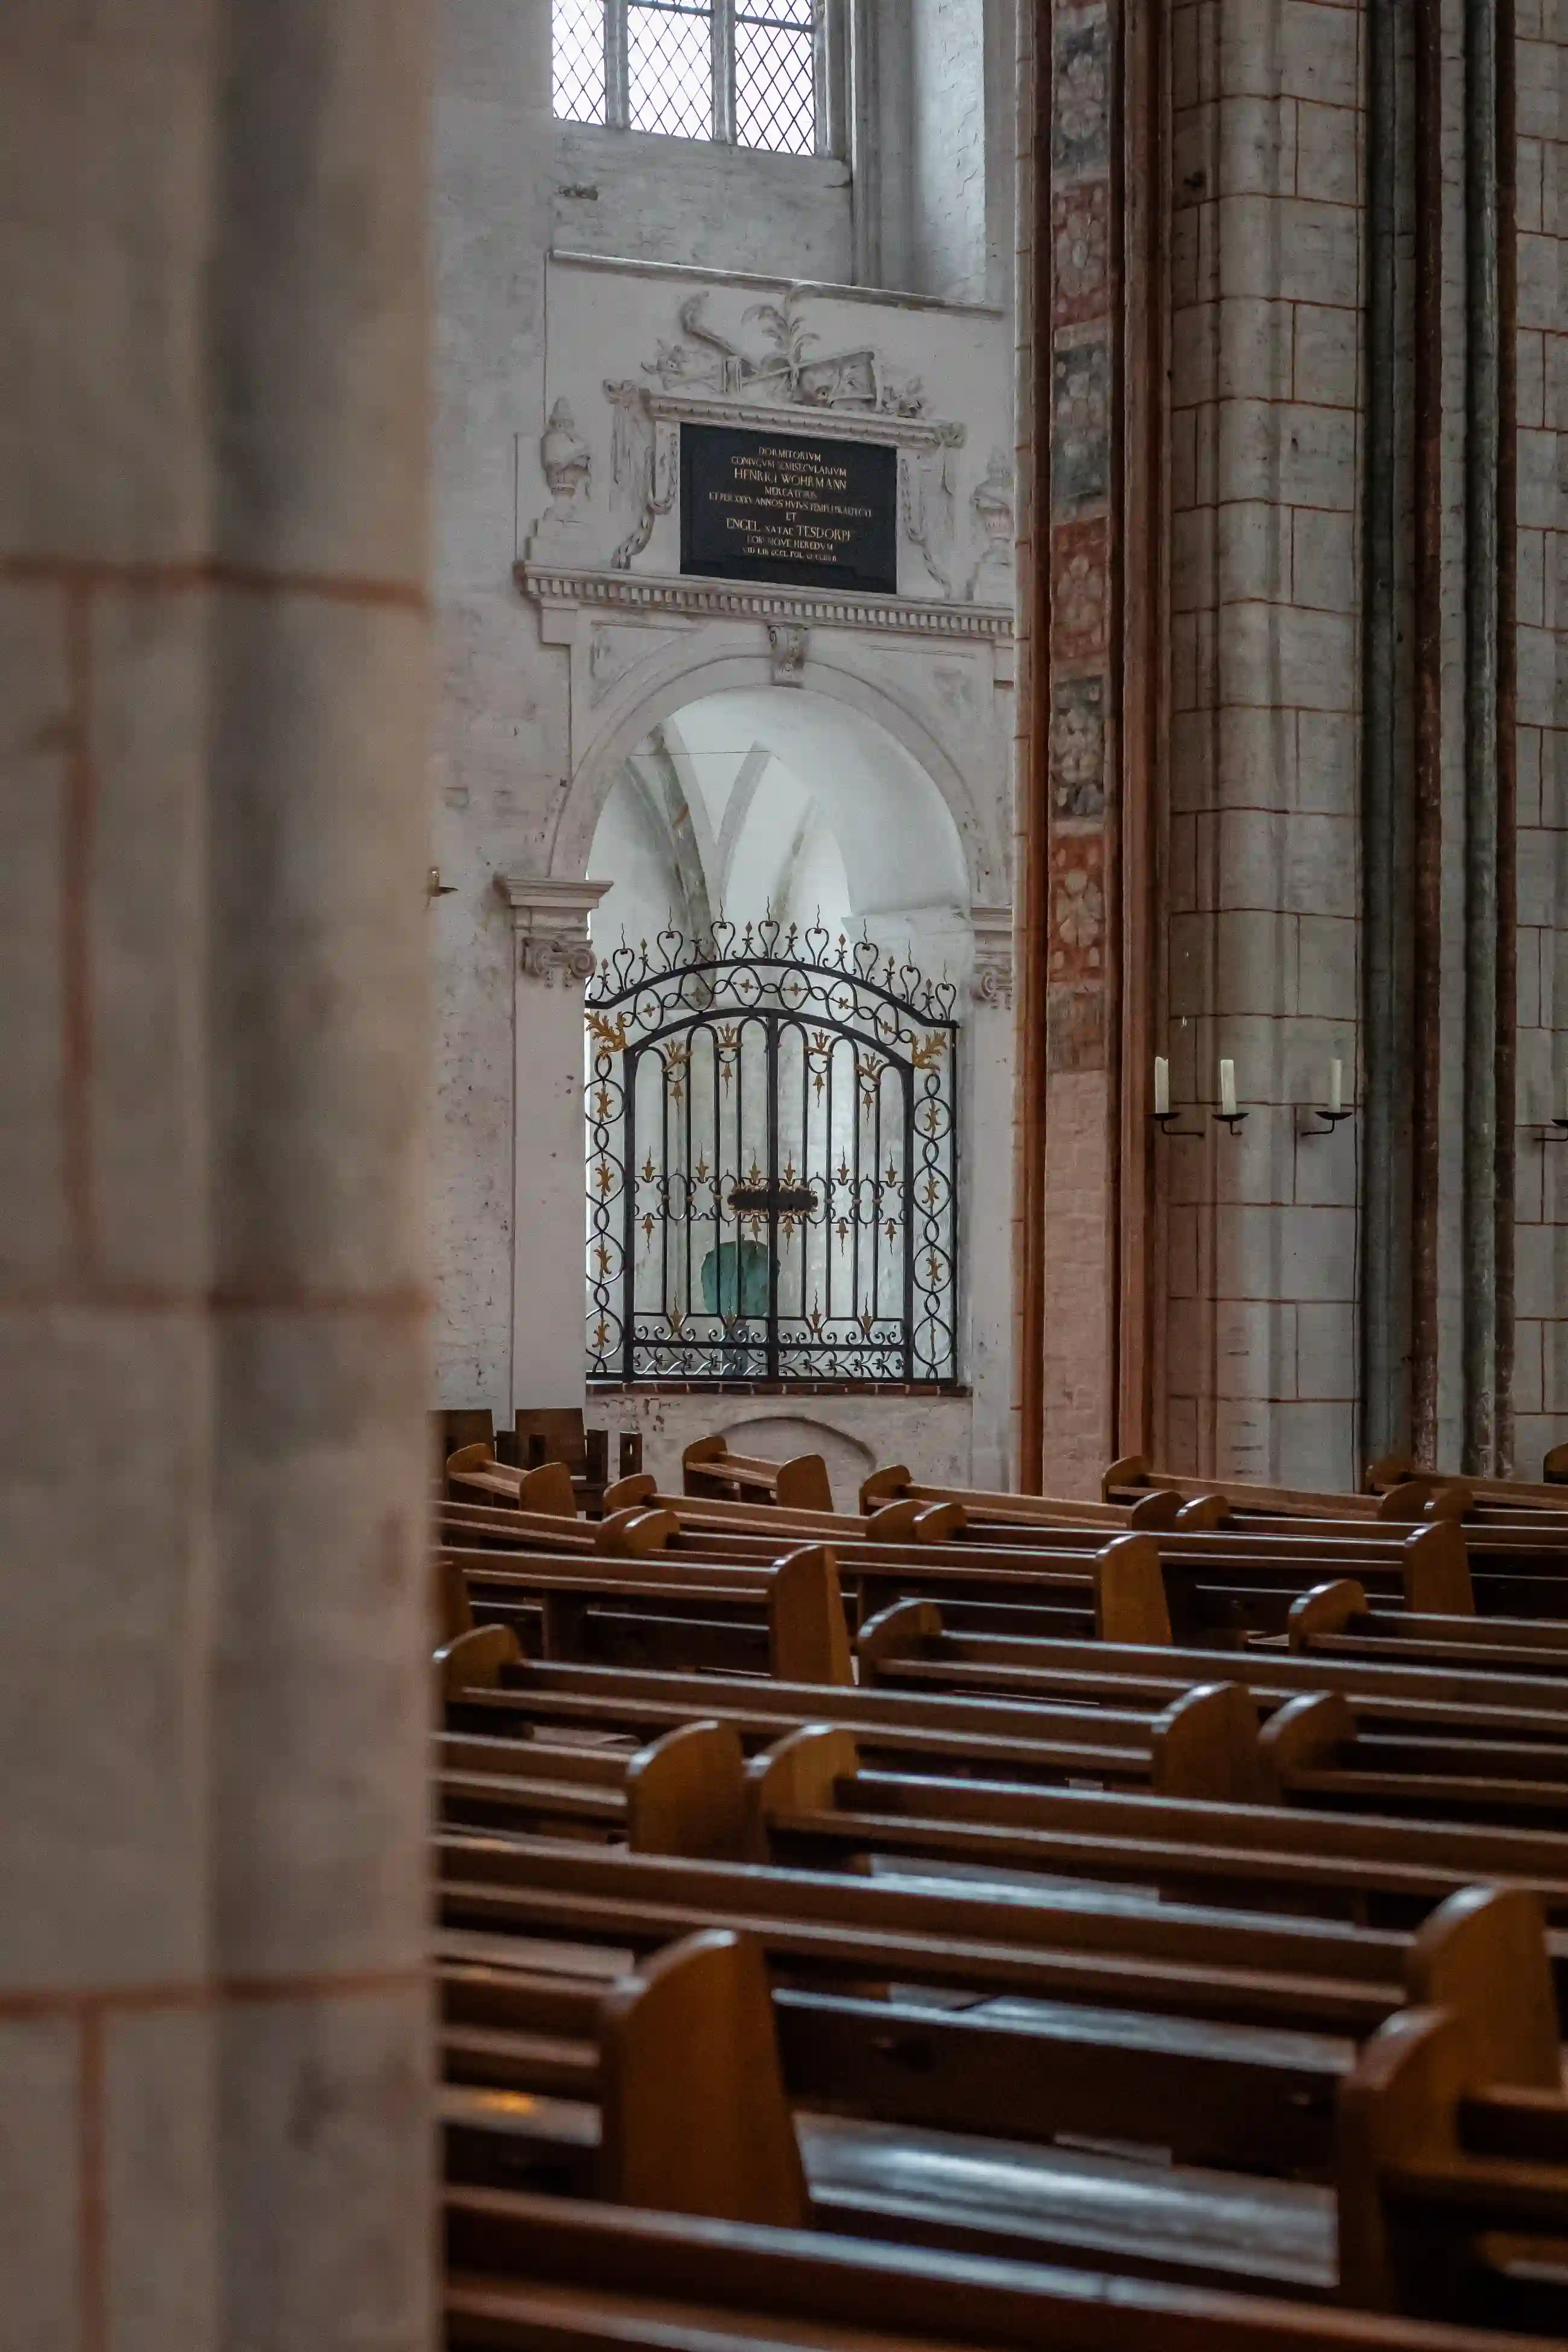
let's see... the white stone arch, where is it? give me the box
[546,631,1008,903]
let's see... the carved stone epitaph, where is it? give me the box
[681,423,899,595]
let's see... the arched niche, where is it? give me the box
[587,682,972,964]
[548,637,1005,907]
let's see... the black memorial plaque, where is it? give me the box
[680,423,898,595]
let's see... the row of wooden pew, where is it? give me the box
[432,1434,1568,2350]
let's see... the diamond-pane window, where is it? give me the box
[552,0,824,156]
[554,0,607,124]
[628,2,714,139]
[736,5,817,153]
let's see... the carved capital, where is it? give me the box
[520,935,599,985]
[497,874,612,986]
[970,902,1014,1007]
[769,622,809,685]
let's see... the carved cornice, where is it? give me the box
[517,563,1014,642]
[970,902,1015,1007]
[642,390,964,452]
[496,874,611,985]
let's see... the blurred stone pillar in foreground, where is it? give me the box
[0,4,434,2347]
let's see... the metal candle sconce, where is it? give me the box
[1213,1057,1248,1133]
[1301,1058,1353,1137]
[1151,1055,1248,1135]
[1152,1057,1356,1137]
[1151,1055,1203,1136]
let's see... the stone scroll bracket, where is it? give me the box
[497,873,612,985]
[970,903,1015,1007]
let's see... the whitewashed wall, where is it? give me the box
[431,11,1019,1487]
[555,127,854,281]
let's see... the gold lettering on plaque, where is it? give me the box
[707,441,874,566]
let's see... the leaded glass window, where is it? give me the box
[552,0,828,159]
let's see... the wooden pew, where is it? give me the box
[429,1449,1568,2338]
[454,1470,1554,1654]
[617,1468,1174,1539]
[739,1720,1568,1927]
[439,1636,1274,1802]
[435,1629,1568,1911]
[435,1833,1552,2047]
[435,1541,853,1686]
[437,1686,1568,1936]
[1104,1456,1422,1522]
[843,1526,1481,1648]
[437,1637,1568,1876]
[442,1609,1568,1780]
[606,1466,961,1542]
[1337,1891,1568,2327]
[594,1471,1553,1640]
[683,1434,836,1512]
[855,1596,1568,1727]
[1288,1582,1568,1677]
[444,2184,1555,2352]
[430,1580,1568,2330]
[447,1441,560,1512]
[1106,1455,1568,1572]
[435,1712,750,1859]
[477,1448,1568,1642]
[441,1923,1361,2278]
[435,1877,1568,2305]
[864,1462,1205,1531]
[637,1492,1568,1637]
[438,1590,1568,1845]
[445,1516,1184,1649]
[1252,1691,1568,1829]
[504,1408,643,1506]
[1367,1451,1568,1519]
[862,1464,1568,1626]
[851,1608,1568,1823]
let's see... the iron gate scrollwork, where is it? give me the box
[586,917,959,1385]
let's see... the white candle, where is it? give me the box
[1219,1058,1237,1118]
[1329,1058,1343,1116]
[1153,1055,1170,1116]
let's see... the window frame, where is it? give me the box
[558,0,842,161]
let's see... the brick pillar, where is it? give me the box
[0,5,434,2346]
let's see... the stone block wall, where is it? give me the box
[1160,0,1365,1488]
[1514,10,1568,1472]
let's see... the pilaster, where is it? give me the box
[498,874,612,1409]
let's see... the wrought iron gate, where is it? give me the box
[586,918,959,1385]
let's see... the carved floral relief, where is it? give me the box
[641,289,930,417]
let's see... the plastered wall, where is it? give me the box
[431,2,1020,1485]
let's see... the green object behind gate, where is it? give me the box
[700,1237,771,1318]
